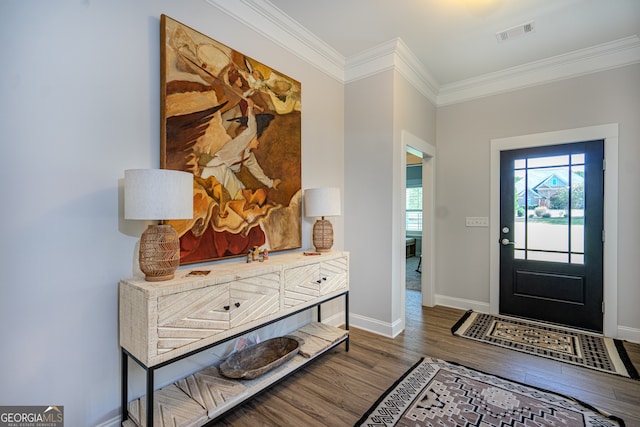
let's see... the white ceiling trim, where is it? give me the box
[206,0,640,107]
[437,35,640,106]
[205,0,345,82]
[345,38,439,105]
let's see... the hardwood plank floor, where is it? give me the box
[218,290,640,426]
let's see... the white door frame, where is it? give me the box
[402,130,436,307]
[489,124,618,338]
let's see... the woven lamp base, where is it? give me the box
[312,218,334,252]
[139,224,181,281]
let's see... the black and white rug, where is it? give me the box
[355,357,625,426]
[452,310,639,379]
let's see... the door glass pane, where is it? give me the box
[528,251,568,262]
[513,168,526,250]
[513,154,585,264]
[571,153,584,164]
[570,164,585,264]
[528,155,569,168]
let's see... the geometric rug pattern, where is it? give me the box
[452,310,639,379]
[355,357,626,427]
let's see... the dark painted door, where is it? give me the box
[499,140,604,332]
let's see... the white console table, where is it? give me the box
[119,251,349,426]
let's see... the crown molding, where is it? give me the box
[205,0,345,82]
[205,1,640,107]
[345,38,439,105]
[437,35,640,106]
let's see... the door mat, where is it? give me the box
[451,310,639,379]
[355,357,625,426]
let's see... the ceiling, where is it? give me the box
[267,0,640,86]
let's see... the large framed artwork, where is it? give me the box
[160,15,302,264]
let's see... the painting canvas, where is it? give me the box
[160,15,302,264]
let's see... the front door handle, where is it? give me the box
[501,238,515,246]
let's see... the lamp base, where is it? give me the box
[312,218,334,252]
[139,224,181,282]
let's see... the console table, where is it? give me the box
[119,251,349,426]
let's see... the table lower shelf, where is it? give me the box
[124,322,348,427]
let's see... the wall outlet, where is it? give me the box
[466,217,489,227]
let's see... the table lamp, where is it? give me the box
[124,169,193,281]
[304,187,341,252]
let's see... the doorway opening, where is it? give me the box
[401,130,436,327]
[406,151,422,296]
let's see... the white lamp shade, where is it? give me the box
[304,187,341,218]
[124,169,194,220]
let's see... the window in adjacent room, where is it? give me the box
[406,187,422,231]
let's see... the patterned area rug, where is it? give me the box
[355,357,625,427]
[452,310,639,379]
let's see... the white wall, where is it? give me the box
[0,1,344,425]
[435,64,640,335]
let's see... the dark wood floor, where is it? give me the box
[218,290,640,426]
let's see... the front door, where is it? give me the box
[499,140,604,332]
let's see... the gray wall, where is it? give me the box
[345,69,435,334]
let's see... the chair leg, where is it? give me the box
[416,255,422,273]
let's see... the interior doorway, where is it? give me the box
[401,130,436,312]
[406,151,423,296]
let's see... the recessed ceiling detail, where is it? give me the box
[496,21,535,43]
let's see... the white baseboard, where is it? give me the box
[94,416,120,427]
[350,313,403,338]
[434,294,491,313]
[617,325,640,344]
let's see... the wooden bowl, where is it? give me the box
[219,336,302,379]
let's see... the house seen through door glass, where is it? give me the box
[513,154,586,263]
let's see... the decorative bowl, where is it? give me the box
[220,336,302,379]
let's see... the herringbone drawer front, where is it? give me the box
[157,283,231,354]
[156,273,280,356]
[229,272,280,328]
[284,256,348,307]
[319,256,348,295]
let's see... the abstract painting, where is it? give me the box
[160,15,301,264]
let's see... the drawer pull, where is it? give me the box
[224,305,230,311]
[234,302,241,308]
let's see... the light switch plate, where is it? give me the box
[466,217,489,227]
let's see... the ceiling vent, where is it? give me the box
[496,21,535,43]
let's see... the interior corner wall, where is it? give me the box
[392,71,437,324]
[345,69,436,336]
[0,1,344,425]
[434,64,640,334]
[345,71,395,332]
